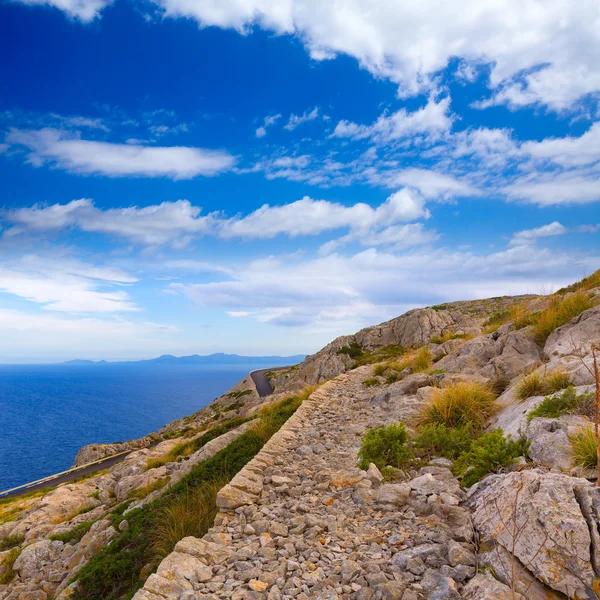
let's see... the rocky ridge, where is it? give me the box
[1,283,600,600]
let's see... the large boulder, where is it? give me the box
[544,305,600,358]
[468,470,600,599]
[525,415,590,472]
[436,325,541,381]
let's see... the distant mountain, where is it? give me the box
[61,353,306,366]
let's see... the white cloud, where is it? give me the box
[6,128,235,179]
[151,0,600,111]
[504,172,600,206]
[4,193,430,245]
[284,107,319,131]
[379,168,477,200]
[510,221,567,246]
[14,0,110,21]
[169,244,600,329]
[331,96,452,144]
[4,199,215,245]
[256,113,282,138]
[0,255,138,313]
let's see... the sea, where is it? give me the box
[0,362,272,492]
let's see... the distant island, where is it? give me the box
[62,353,306,366]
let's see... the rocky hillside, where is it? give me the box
[1,274,599,600]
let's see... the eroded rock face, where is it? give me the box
[545,305,600,357]
[436,325,541,381]
[468,470,600,599]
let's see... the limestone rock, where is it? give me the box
[460,573,522,599]
[525,415,589,472]
[468,470,599,598]
[544,305,600,357]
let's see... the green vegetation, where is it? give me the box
[429,331,469,344]
[453,430,529,487]
[152,479,225,557]
[0,533,24,551]
[128,477,170,500]
[546,370,574,393]
[413,423,474,460]
[418,381,497,430]
[527,387,594,422]
[224,389,253,399]
[556,269,600,295]
[357,423,411,470]
[338,342,364,358]
[50,521,94,544]
[482,310,511,333]
[431,304,448,311]
[570,426,598,469]
[146,417,250,471]
[339,343,408,368]
[224,400,245,412]
[72,392,305,600]
[362,377,380,388]
[0,548,21,584]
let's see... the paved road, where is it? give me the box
[0,364,296,500]
[250,365,293,397]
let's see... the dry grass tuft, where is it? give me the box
[129,477,170,500]
[570,425,598,469]
[152,478,227,558]
[515,370,546,401]
[545,370,573,393]
[418,380,497,430]
[532,291,595,343]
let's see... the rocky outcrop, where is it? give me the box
[468,470,600,599]
[545,304,600,357]
[436,324,541,381]
[73,437,152,467]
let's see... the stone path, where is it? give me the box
[134,367,477,600]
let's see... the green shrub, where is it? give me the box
[454,430,529,487]
[413,423,475,460]
[50,521,93,544]
[0,533,24,551]
[224,400,245,412]
[0,548,21,584]
[225,389,252,399]
[527,387,594,422]
[373,363,388,377]
[570,426,598,469]
[386,373,399,385]
[338,342,363,358]
[515,371,546,401]
[357,423,412,470]
[482,310,511,333]
[362,378,380,388]
[419,381,497,430]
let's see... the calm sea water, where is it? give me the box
[0,363,263,491]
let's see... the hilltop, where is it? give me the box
[1,272,599,600]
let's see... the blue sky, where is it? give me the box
[1,0,599,362]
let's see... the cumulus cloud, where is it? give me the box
[504,172,600,206]
[6,128,236,179]
[3,193,431,246]
[510,222,567,246]
[150,0,600,111]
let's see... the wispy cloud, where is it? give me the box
[284,107,319,131]
[256,113,282,138]
[6,128,235,179]
[510,221,567,246]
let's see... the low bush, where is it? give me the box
[0,533,24,551]
[453,429,529,487]
[386,373,399,385]
[0,548,21,584]
[338,342,363,358]
[418,381,497,430]
[225,389,252,399]
[50,521,93,544]
[526,387,594,422]
[362,378,379,388]
[570,426,598,469]
[224,400,245,412]
[413,423,474,460]
[482,310,511,333]
[515,371,546,401]
[357,423,411,470]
